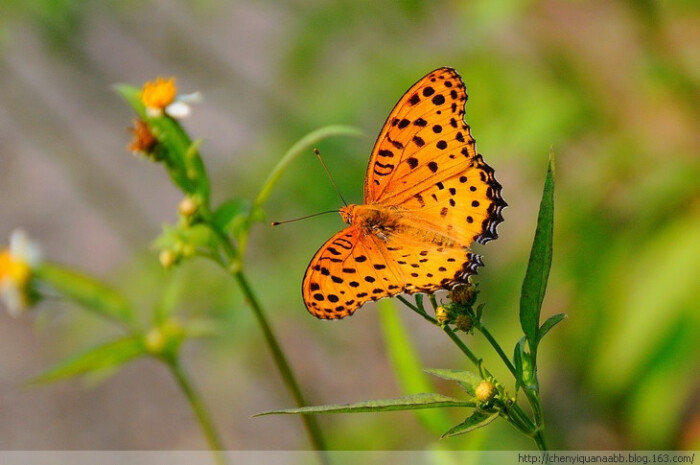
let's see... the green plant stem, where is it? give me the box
[200,207,329,458]
[232,270,328,455]
[405,294,548,449]
[473,322,517,378]
[442,326,480,366]
[165,355,226,464]
[252,125,363,212]
[396,295,433,323]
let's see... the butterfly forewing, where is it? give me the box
[365,67,505,246]
[365,68,474,203]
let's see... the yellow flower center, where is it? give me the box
[0,250,31,287]
[140,77,177,109]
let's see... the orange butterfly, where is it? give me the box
[303,67,506,319]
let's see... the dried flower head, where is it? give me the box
[450,284,474,305]
[455,314,473,333]
[128,119,160,159]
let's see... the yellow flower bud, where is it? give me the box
[144,327,166,354]
[435,306,449,325]
[159,249,177,269]
[475,380,498,403]
[178,197,199,217]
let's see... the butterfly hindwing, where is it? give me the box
[303,227,405,319]
[380,230,485,294]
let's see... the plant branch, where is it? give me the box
[473,322,517,378]
[165,356,226,463]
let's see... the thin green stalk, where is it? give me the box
[396,295,434,323]
[165,356,226,464]
[232,270,328,455]
[242,125,363,252]
[476,322,548,450]
[473,322,517,378]
[442,326,480,366]
[252,125,363,212]
[199,206,329,457]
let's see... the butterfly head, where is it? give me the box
[339,204,357,225]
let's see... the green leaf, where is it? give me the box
[35,263,136,327]
[377,299,454,434]
[254,393,473,417]
[212,198,252,239]
[514,337,538,393]
[537,313,567,345]
[29,336,145,385]
[424,368,481,397]
[441,410,499,438]
[520,153,555,355]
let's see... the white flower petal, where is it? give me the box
[1,282,25,317]
[165,101,191,119]
[9,229,41,266]
[177,92,201,103]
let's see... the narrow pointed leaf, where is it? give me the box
[424,368,481,396]
[537,313,567,345]
[520,154,555,354]
[36,263,135,326]
[441,410,499,438]
[29,336,145,385]
[254,393,473,417]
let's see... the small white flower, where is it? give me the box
[140,77,199,119]
[0,229,41,317]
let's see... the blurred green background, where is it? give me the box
[0,0,698,451]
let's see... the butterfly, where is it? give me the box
[303,67,506,319]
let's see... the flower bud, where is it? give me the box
[144,326,167,354]
[475,380,498,403]
[178,197,199,218]
[159,249,177,269]
[435,306,449,325]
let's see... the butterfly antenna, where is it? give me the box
[271,210,339,226]
[314,148,348,207]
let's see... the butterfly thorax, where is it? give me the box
[340,204,402,241]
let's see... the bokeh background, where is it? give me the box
[1,0,698,451]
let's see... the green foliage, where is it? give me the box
[29,336,145,385]
[256,393,473,416]
[519,154,555,358]
[35,263,135,327]
[442,410,499,439]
